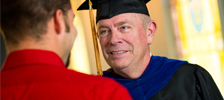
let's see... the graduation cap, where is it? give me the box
[78,0,151,23]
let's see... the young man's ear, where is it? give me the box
[54,9,65,34]
[147,20,157,45]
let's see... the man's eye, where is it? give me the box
[101,30,107,33]
[120,26,131,33]
[100,30,108,35]
[99,30,110,37]
[121,26,128,30]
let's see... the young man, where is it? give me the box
[78,0,223,100]
[0,0,132,99]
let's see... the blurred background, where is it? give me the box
[1,0,223,96]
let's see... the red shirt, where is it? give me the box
[1,49,132,100]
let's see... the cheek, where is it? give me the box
[73,27,77,38]
[100,38,109,48]
[127,31,143,44]
[99,38,110,57]
[131,33,148,53]
[137,28,148,42]
[70,24,77,38]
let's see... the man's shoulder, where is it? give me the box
[177,63,208,75]
[173,63,202,77]
[173,63,216,84]
[48,67,120,85]
[177,63,197,72]
[152,56,188,66]
[62,70,132,100]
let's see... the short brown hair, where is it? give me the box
[0,0,71,44]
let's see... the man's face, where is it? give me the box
[97,13,151,70]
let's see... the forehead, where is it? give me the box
[97,13,141,26]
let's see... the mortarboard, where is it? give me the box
[78,0,151,23]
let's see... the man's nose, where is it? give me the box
[109,30,122,45]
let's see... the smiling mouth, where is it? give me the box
[111,51,127,55]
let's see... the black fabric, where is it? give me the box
[1,33,7,68]
[65,53,71,68]
[150,63,223,100]
[77,0,151,23]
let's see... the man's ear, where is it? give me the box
[54,9,65,34]
[146,20,157,45]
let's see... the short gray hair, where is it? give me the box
[137,14,151,29]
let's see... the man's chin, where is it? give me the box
[111,64,129,70]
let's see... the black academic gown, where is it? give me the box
[103,56,223,100]
[150,63,223,100]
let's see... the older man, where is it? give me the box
[78,0,223,100]
[0,0,132,99]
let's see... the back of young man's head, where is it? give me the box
[0,0,71,45]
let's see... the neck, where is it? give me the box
[6,36,64,63]
[7,37,49,52]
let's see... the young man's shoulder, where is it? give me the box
[62,69,133,100]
